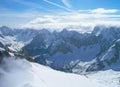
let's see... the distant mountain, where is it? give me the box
[22,25,120,73]
[0,26,39,62]
[1,25,120,74]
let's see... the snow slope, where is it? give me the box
[0,58,120,87]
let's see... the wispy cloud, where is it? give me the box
[90,8,119,14]
[43,0,72,11]
[0,8,43,28]
[13,0,51,12]
[22,8,120,31]
[61,0,72,9]
[0,8,41,18]
[0,7,120,29]
[77,8,119,14]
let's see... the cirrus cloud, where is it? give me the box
[61,0,73,9]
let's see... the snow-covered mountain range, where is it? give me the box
[0,25,120,74]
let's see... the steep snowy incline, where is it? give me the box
[0,58,120,87]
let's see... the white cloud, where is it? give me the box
[43,0,71,11]
[90,8,118,14]
[1,7,120,30]
[61,0,72,8]
[29,16,59,24]
[22,10,120,32]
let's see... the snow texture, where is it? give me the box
[0,58,120,87]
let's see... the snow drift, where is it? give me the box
[0,58,120,87]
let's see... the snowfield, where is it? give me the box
[0,58,120,87]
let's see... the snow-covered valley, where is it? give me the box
[0,58,120,87]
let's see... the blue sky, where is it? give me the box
[0,0,120,28]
